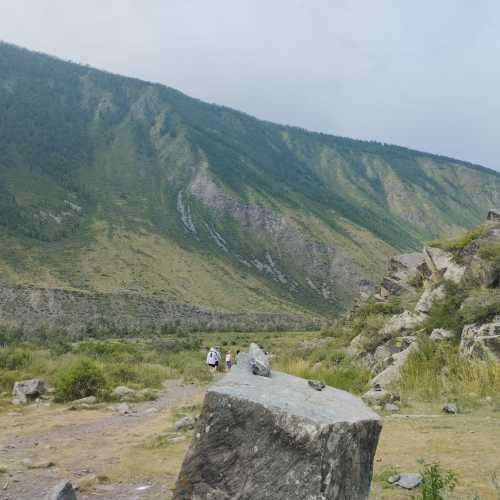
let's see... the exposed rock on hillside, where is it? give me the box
[175,345,381,499]
[351,217,500,395]
[0,282,319,336]
[460,322,500,361]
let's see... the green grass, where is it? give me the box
[429,225,485,253]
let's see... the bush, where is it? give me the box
[55,358,106,402]
[461,289,500,325]
[422,281,466,335]
[0,347,32,370]
[430,225,484,254]
[417,461,458,500]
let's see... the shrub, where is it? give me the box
[417,461,458,500]
[461,289,500,325]
[422,281,466,335]
[0,347,32,370]
[430,225,484,253]
[55,358,106,402]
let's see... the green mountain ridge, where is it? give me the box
[1,41,500,318]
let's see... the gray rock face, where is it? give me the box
[460,322,500,361]
[415,285,445,314]
[423,247,465,284]
[248,343,271,377]
[175,348,381,500]
[430,328,455,341]
[49,481,77,500]
[370,342,418,389]
[12,379,45,404]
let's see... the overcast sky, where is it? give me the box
[1,1,499,169]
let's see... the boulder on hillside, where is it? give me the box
[460,323,500,361]
[415,284,445,314]
[12,379,45,405]
[175,345,381,500]
[380,311,426,337]
[362,386,393,406]
[370,342,418,389]
[430,328,455,341]
[423,247,465,284]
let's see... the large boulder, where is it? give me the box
[415,284,445,314]
[371,342,418,389]
[423,247,465,284]
[12,379,45,405]
[175,346,381,500]
[380,311,426,338]
[460,323,500,361]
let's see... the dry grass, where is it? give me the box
[372,409,500,499]
[400,342,500,405]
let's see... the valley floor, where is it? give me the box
[0,380,499,499]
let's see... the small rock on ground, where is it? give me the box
[50,480,77,500]
[395,472,422,489]
[175,416,195,432]
[442,403,458,414]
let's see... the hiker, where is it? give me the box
[235,349,240,364]
[225,351,232,371]
[206,347,220,375]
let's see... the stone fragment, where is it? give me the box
[362,387,393,406]
[115,403,133,415]
[72,396,97,405]
[430,328,455,341]
[175,347,381,500]
[111,386,136,401]
[175,416,196,432]
[384,403,400,413]
[442,403,458,414]
[395,472,422,489]
[387,473,400,484]
[49,480,77,500]
[12,379,45,405]
[248,343,271,377]
[307,379,325,391]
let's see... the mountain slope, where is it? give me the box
[1,41,500,317]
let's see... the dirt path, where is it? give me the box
[0,379,204,500]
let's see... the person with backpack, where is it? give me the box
[206,347,220,375]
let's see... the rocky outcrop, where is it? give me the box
[423,246,466,284]
[380,311,426,337]
[175,345,381,499]
[371,341,418,389]
[460,322,500,361]
[414,284,445,314]
[12,379,45,405]
[0,282,320,337]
